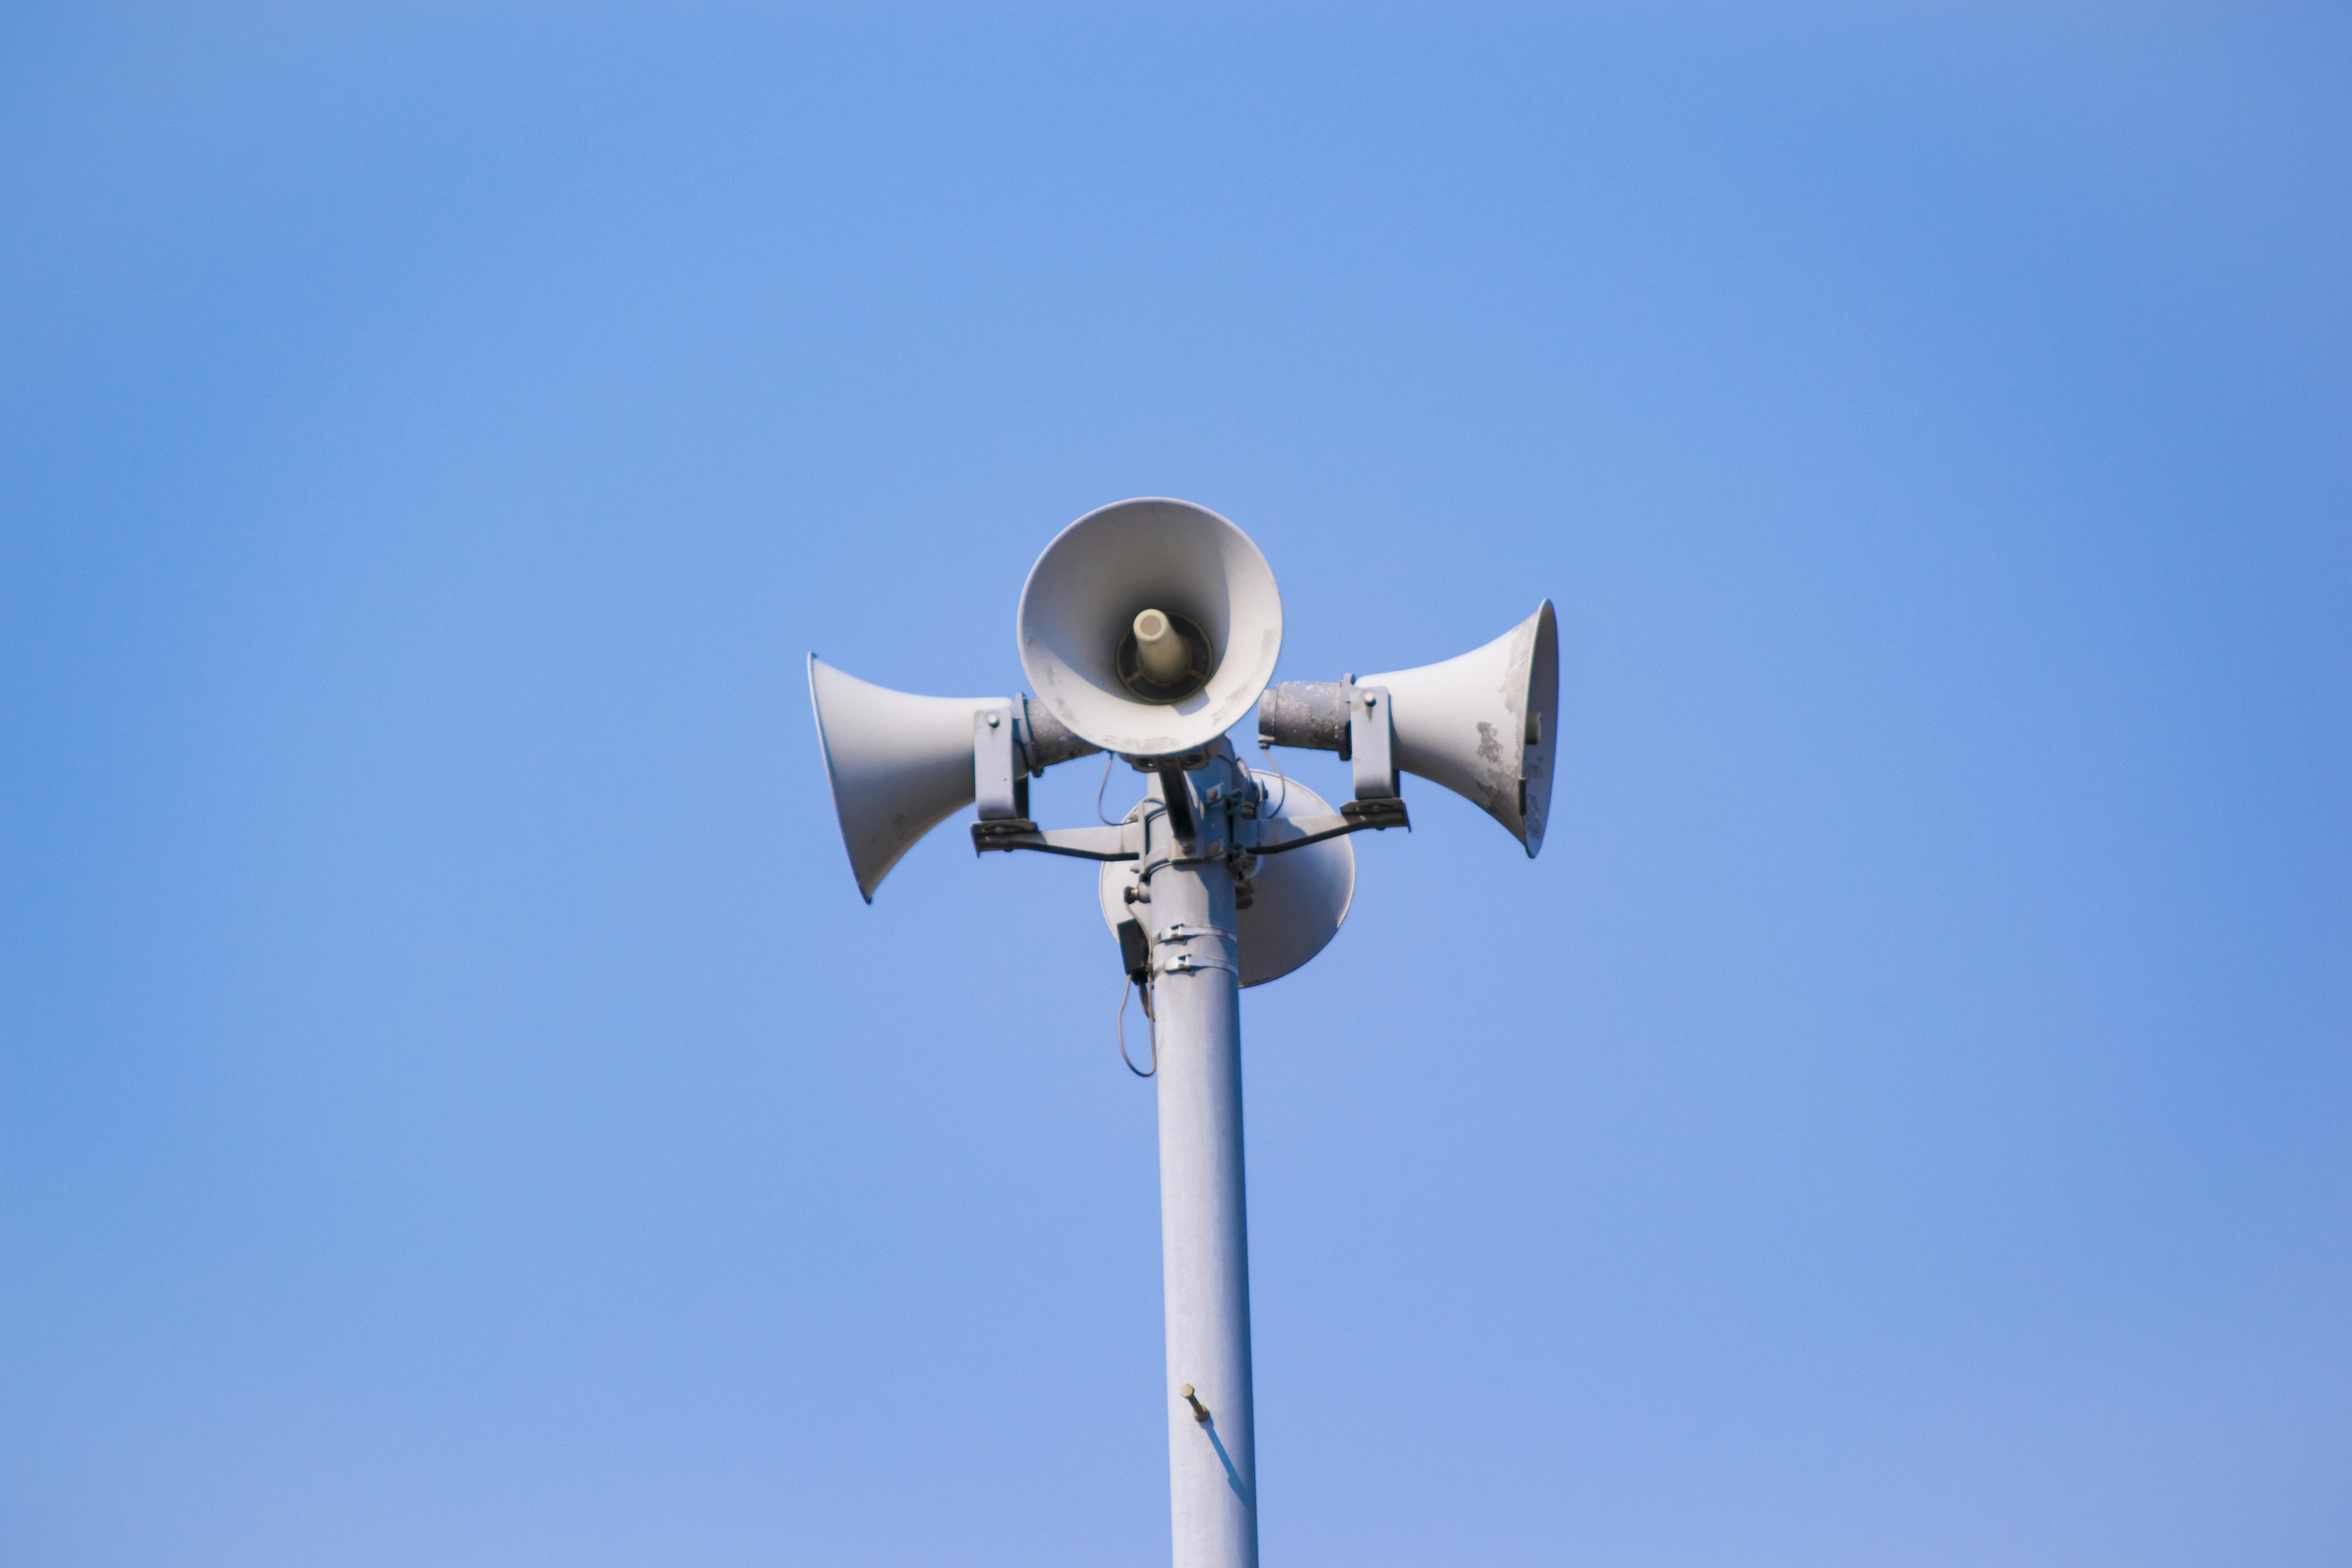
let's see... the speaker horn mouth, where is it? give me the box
[1017,497,1282,757]
[1115,608,1215,703]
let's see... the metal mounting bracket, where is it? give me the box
[1348,684,1398,802]
[975,705,1026,821]
[1154,920,1239,978]
[1240,796,1409,856]
[971,820,1140,861]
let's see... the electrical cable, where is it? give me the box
[1117,974,1156,1078]
[1254,742,1291,816]
[1095,749,1118,825]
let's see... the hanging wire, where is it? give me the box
[1094,750,1119,825]
[1117,974,1156,1078]
[1254,742,1291,816]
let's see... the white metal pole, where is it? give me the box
[1145,791,1259,1568]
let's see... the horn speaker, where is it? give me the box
[808,655,1007,902]
[1018,498,1282,759]
[1360,600,1558,856]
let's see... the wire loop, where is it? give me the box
[1253,744,1291,816]
[1117,975,1156,1078]
[1094,750,1119,825]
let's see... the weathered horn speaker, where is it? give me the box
[808,655,1008,902]
[1017,497,1283,759]
[1363,600,1558,855]
[1259,600,1558,856]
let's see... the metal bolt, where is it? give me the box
[1180,1383,1210,1423]
[986,712,1001,727]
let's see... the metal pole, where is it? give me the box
[1144,766,1258,1568]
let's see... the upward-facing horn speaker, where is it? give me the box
[1360,600,1558,856]
[1017,498,1282,759]
[809,655,1008,902]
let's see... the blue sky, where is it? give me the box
[2,7,2346,1564]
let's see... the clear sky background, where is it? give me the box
[2,6,2346,1566]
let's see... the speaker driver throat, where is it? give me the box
[1115,609,1215,703]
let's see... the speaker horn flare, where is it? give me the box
[1361,600,1558,856]
[1018,498,1283,759]
[808,655,1008,902]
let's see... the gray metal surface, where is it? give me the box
[1142,777,1259,1568]
[1016,695,1100,772]
[973,705,1021,820]
[1099,775,1357,990]
[1348,684,1398,801]
[1254,679,1350,752]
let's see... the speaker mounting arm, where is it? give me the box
[1257,680,1352,752]
[971,739,1407,864]
[1018,696,1100,772]
[1256,680,1401,808]
[970,820,1140,861]
[976,697,1109,824]
[1239,796,1408,856]
[1346,685,1398,802]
